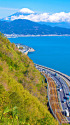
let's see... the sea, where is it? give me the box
[9,36,70,76]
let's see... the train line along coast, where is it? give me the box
[34,63,70,124]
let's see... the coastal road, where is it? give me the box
[34,64,70,123]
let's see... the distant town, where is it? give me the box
[5,34,70,38]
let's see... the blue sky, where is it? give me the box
[0,0,70,18]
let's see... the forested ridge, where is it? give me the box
[0,19,70,35]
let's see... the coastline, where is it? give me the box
[34,63,70,86]
[15,43,35,55]
[5,34,70,38]
[35,63,70,77]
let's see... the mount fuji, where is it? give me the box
[0,8,70,35]
[3,8,36,21]
[2,8,70,29]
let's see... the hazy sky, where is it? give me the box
[0,0,70,18]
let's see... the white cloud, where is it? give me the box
[11,15,24,20]
[48,12,70,22]
[5,8,70,23]
[19,8,34,14]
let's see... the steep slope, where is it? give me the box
[0,19,70,35]
[0,34,58,125]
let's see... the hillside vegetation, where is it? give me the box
[0,33,59,125]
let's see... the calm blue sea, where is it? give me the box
[9,36,70,76]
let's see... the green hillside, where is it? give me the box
[0,33,58,125]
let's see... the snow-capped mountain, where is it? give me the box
[3,8,70,28]
[4,8,36,21]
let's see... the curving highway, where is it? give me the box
[34,64,70,123]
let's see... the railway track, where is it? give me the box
[42,73,67,124]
